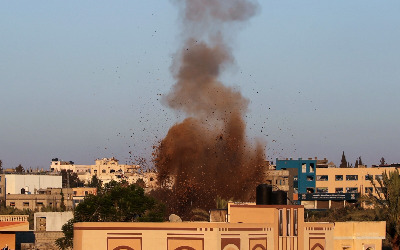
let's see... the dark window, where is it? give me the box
[10,202,15,206]
[346,175,358,181]
[316,187,328,193]
[365,174,373,181]
[346,187,358,193]
[335,175,343,181]
[375,175,383,181]
[23,202,29,207]
[335,188,343,193]
[316,175,328,181]
[307,175,314,181]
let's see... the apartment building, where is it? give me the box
[50,157,140,184]
[6,188,74,211]
[276,157,399,209]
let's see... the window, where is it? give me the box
[335,188,343,193]
[307,175,314,181]
[316,187,328,193]
[36,202,44,206]
[94,170,97,174]
[346,187,358,193]
[310,163,315,173]
[302,163,307,173]
[293,176,298,181]
[85,191,88,195]
[346,175,358,181]
[306,188,314,193]
[316,175,328,181]
[335,175,343,181]
[365,174,373,181]
[102,169,106,173]
[23,202,29,207]
[73,191,77,195]
[10,202,15,207]
[375,175,383,181]
[365,187,373,194]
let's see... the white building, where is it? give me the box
[5,174,62,194]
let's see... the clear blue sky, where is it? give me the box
[1,1,399,169]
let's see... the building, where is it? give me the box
[34,212,74,250]
[50,157,140,185]
[0,174,5,206]
[4,174,62,195]
[6,188,74,211]
[72,187,97,207]
[0,215,31,250]
[73,203,386,250]
[276,157,399,208]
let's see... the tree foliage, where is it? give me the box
[87,175,102,190]
[15,164,24,173]
[339,151,347,168]
[56,181,165,249]
[365,169,400,249]
[61,170,83,188]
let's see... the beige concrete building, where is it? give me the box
[6,188,74,211]
[50,157,140,185]
[72,187,97,207]
[74,203,385,250]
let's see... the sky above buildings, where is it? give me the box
[1,1,399,169]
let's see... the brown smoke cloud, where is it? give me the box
[153,0,265,218]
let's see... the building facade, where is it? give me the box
[276,158,399,208]
[74,203,385,250]
[6,188,74,211]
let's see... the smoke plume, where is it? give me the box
[153,0,265,218]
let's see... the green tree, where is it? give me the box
[57,181,165,249]
[215,196,230,209]
[15,164,24,173]
[60,190,66,212]
[380,157,386,166]
[358,156,363,166]
[61,170,83,188]
[0,159,3,173]
[87,175,102,190]
[135,178,146,188]
[365,169,400,249]
[339,151,347,168]
[55,219,74,250]
[355,159,359,168]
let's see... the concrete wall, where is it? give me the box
[34,212,73,232]
[5,175,62,195]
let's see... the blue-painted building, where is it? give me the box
[276,158,317,204]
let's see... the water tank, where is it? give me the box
[256,184,272,205]
[272,190,287,205]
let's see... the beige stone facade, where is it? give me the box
[74,204,385,250]
[6,188,74,211]
[315,166,398,197]
[51,158,141,185]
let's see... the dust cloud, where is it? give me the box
[153,0,265,218]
